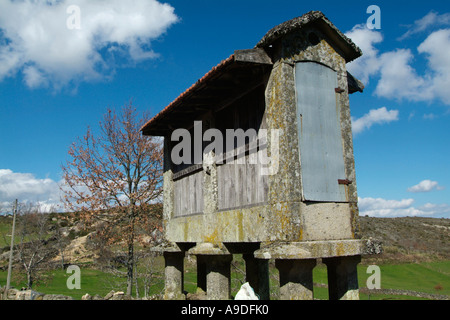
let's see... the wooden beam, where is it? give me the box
[234,48,273,65]
[213,80,266,113]
[347,71,364,94]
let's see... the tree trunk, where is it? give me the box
[59,236,65,270]
[134,261,140,299]
[126,213,135,296]
[27,270,33,289]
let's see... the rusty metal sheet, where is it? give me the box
[295,62,347,202]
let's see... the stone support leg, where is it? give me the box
[275,259,316,300]
[243,254,270,300]
[163,251,185,300]
[205,254,233,300]
[323,255,361,300]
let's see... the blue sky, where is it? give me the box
[0,0,449,217]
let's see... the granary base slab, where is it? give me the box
[253,239,364,260]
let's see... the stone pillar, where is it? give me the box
[163,251,185,300]
[275,259,316,300]
[205,254,233,300]
[189,243,233,300]
[243,254,270,300]
[323,255,361,300]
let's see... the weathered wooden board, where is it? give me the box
[217,145,268,211]
[173,170,204,217]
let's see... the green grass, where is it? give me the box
[311,261,450,300]
[184,257,449,300]
[1,267,117,300]
[36,268,118,300]
[0,218,14,248]
[363,261,450,295]
[0,216,54,249]
[0,263,166,300]
[1,259,449,300]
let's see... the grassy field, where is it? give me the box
[1,215,448,300]
[312,260,450,300]
[0,264,166,300]
[1,258,449,300]
[0,217,15,248]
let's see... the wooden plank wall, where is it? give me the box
[171,84,268,216]
[172,147,269,217]
[173,170,204,217]
[217,146,268,211]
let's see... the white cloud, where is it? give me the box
[398,11,450,40]
[0,0,179,89]
[23,65,49,88]
[345,17,450,106]
[359,197,415,211]
[345,24,383,85]
[375,29,450,104]
[352,107,399,135]
[418,29,450,105]
[407,180,444,193]
[0,169,62,212]
[375,49,433,102]
[423,113,437,120]
[358,197,449,217]
[418,203,450,217]
[358,197,424,217]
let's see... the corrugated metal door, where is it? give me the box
[295,62,347,202]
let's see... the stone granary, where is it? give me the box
[141,11,367,300]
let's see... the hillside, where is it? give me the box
[359,216,450,262]
[0,214,449,266]
[0,207,164,269]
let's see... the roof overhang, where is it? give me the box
[141,11,364,137]
[141,48,273,136]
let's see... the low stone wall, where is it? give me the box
[360,288,449,300]
[0,287,161,300]
[0,288,74,300]
[81,290,160,300]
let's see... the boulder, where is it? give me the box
[110,291,125,300]
[82,293,93,300]
[104,290,116,300]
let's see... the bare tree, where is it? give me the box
[134,250,164,299]
[52,222,69,270]
[61,102,163,295]
[16,203,57,289]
